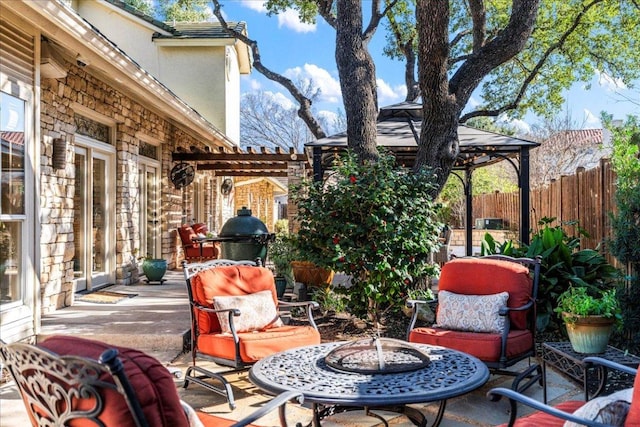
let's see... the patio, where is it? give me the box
[0,269,585,426]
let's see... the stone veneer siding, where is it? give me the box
[39,62,218,313]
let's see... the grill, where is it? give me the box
[324,337,431,374]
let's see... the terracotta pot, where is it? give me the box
[563,312,615,354]
[290,261,334,287]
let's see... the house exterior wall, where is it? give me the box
[0,0,237,343]
[234,179,277,232]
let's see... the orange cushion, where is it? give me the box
[197,325,321,363]
[184,245,217,259]
[495,400,585,427]
[409,327,532,362]
[438,258,532,330]
[625,371,640,426]
[39,335,188,427]
[192,223,208,234]
[191,266,277,334]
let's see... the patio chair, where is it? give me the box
[178,224,219,261]
[488,356,639,426]
[182,259,321,408]
[0,335,304,427]
[430,224,452,266]
[406,255,543,393]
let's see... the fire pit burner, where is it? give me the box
[324,337,430,374]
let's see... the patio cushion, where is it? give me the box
[496,400,585,427]
[190,266,277,334]
[438,258,532,330]
[178,225,198,248]
[409,327,532,362]
[564,387,632,427]
[625,370,640,426]
[39,335,189,427]
[197,325,320,363]
[435,290,509,333]
[213,290,283,333]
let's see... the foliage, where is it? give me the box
[480,217,620,331]
[555,286,623,328]
[123,0,155,16]
[157,0,212,22]
[311,286,347,314]
[603,114,640,270]
[291,150,443,323]
[268,233,295,285]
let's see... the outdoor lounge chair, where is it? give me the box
[182,259,321,408]
[0,335,304,427]
[488,356,639,426]
[406,255,543,393]
[178,224,219,261]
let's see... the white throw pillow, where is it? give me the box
[213,290,283,333]
[564,388,633,427]
[435,290,509,333]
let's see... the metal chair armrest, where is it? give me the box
[231,391,304,427]
[487,388,609,427]
[278,300,320,331]
[583,356,638,376]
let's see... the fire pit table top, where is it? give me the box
[249,341,489,407]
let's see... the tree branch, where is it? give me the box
[363,0,398,42]
[317,0,337,28]
[467,0,486,51]
[459,0,606,123]
[211,0,326,139]
[385,4,419,101]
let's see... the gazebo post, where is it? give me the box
[313,147,323,182]
[465,168,473,256]
[520,146,531,246]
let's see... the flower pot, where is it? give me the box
[291,261,334,287]
[142,258,167,283]
[275,276,287,299]
[563,312,615,354]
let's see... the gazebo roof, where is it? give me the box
[306,102,539,170]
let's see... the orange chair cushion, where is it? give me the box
[178,225,198,247]
[191,266,278,334]
[184,245,218,259]
[197,325,321,363]
[192,223,208,235]
[438,258,532,330]
[39,335,188,427]
[496,400,585,427]
[197,411,258,426]
[625,370,640,426]
[409,327,532,363]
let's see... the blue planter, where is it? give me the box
[142,258,167,283]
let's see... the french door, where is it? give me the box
[139,162,160,259]
[73,141,115,292]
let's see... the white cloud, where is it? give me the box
[582,109,601,128]
[468,96,481,108]
[596,70,626,92]
[238,1,267,13]
[284,64,342,103]
[497,116,532,135]
[318,110,338,123]
[376,79,406,105]
[243,77,262,91]
[264,91,295,110]
[277,9,316,33]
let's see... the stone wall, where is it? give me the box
[39,62,217,313]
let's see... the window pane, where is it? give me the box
[0,221,22,304]
[1,92,26,215]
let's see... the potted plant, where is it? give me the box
[555,286,623,353]
[140,254,168,284]
[268,234,294,298]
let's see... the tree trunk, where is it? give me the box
[414,0,460,193]
[335,0,379,163]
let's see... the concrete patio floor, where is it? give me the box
[0,269,583,426]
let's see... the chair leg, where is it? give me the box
[184,366,236,410]
[510,363,543,394]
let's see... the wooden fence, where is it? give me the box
[472,159,617,255]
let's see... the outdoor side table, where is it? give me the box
[542,342,640,402]
[249,341,490,427]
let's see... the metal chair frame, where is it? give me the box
[182,259,319,409]
[407,255,543,393]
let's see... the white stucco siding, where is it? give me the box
[156,45,228,138]
[74,1,162,76]
[225,46,241,144]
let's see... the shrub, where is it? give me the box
[291,150,443,324]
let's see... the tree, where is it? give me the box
[158,0,212,22]
[123,0,155,16]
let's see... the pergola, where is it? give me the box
[305,102,540,255]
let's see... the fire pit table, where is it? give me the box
[249,339,489,427]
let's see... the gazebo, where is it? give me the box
[305,102,540,255]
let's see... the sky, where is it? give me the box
[217,1,640,135]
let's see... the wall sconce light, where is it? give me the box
[52,137,67,170]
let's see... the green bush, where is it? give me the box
[291,150,443,324]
